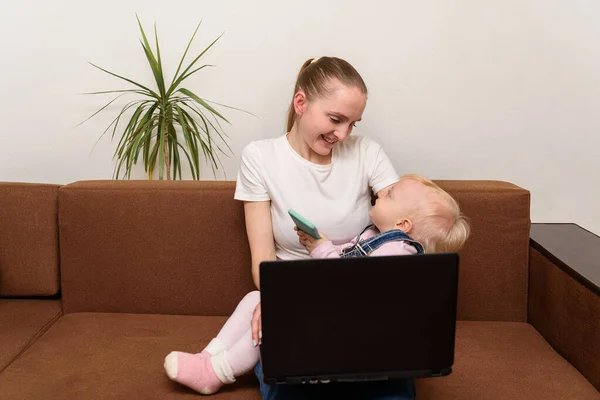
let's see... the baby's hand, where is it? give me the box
[294,226,328,253]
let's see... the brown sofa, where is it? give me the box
[0,180,598,400]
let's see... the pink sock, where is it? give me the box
[164,351,235,395]
[164,291,261,392]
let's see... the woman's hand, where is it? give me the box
[251,302,262,347]
[295,226,328,253]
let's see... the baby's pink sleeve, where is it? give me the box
[369,241,418,257]
[310,233,361,259]
[310,241,343,258]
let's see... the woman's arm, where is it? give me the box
[244,200,276,346]
[244,201,277,290]
[365,137,399,197]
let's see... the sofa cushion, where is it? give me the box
[58,181,256,316]
[417,321,599,399]
[0,299,62,371]
[0,183,60,296]
[1,315,597,400]
[0,312,261,400]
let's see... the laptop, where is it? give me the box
[258,253,459,385]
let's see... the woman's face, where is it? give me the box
[295,80,367,157]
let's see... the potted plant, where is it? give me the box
[82,16,238,180]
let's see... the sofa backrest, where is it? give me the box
[0,183,61,297]
[58,181,255,316]
[58,180,530,321]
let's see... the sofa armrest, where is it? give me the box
[528,223,600,391]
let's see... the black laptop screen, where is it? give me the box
[259,254,459,380]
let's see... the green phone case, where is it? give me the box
[288,209,321,239]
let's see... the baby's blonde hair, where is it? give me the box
[400,174,470,253]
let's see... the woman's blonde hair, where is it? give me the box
[286,57,368,132]
[401,174,471,253]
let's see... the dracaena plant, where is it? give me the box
[82,16,235,180]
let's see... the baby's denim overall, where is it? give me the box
[340,225,424,257]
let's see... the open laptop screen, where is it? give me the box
[259,254,459,384]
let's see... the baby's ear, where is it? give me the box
[397,218,413,233]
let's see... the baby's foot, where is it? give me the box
[164,351,224,395]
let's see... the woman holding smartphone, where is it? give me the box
[165,56,414,400]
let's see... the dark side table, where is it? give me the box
[528,223,599,391]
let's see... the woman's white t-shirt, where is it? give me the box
[234,134,399,261]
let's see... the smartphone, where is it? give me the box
[288,209,321,239]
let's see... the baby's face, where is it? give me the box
[369,178,434,232]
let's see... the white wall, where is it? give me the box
[1,0,599,234]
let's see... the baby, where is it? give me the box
[164,174,470,395]
[298,174,470,257]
